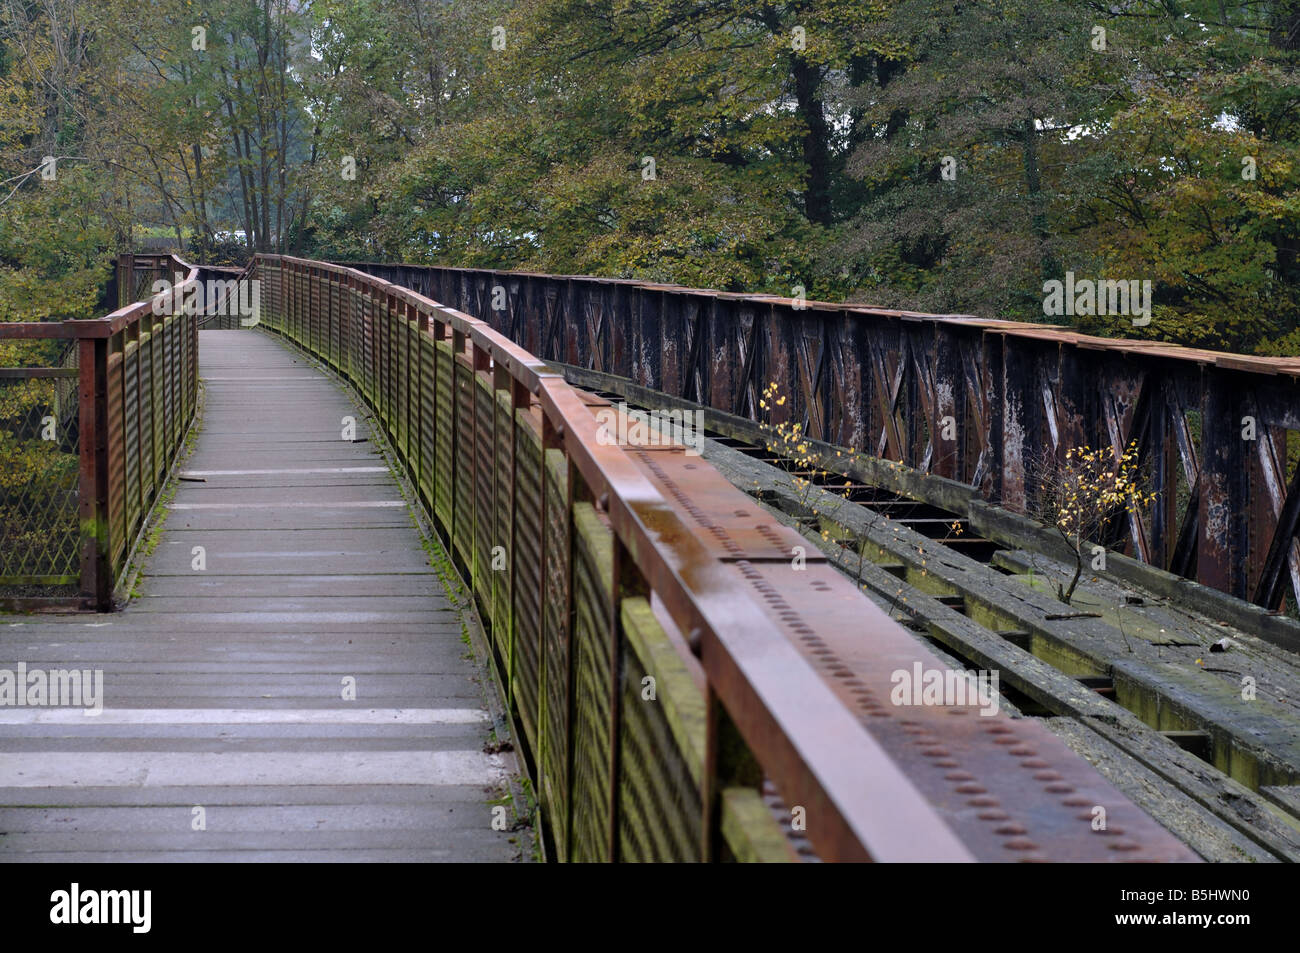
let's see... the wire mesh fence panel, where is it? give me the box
[2,254,201,608]
[0,373,81,594]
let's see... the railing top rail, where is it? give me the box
[0,367,79,378]
[0,253,201,341]
[334,259,1300,378]
[264,252,976,862]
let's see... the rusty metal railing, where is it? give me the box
[255,254,1200,863]
[0,254,200,609]
[341,261,1300,614]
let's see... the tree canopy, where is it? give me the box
[2,0,1297,354]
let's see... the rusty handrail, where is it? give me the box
[252,254,1205,864]
[256,253,976,861]
[1,252,202,608]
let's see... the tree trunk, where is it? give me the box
[1021,117,1055,277]
[792,57,833,226]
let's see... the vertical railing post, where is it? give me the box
[1199,377,1251,598]
[605,535,644,862]
[381,291,391,425]
[405,301,416,464]
[407,301,418,485]
[430,311,443,513]
[330,271,339,369]
[77,334,111,609]
[298,261,305,342]
[450,326,465,548]
[508,374,529,700]
[471,339,489,587]
[537,407,574,860]
[128,318,143,547]
[559,432,577,862]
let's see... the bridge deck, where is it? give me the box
[0,330,523,862]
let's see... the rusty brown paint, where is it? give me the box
[242,253,1205,863]
[334,260,1300,612]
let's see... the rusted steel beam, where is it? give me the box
[1253,426,1300,608]
[929,326,964,480]
[998,335,1038,513]
[1199,382,1249,596]
[336,260,1300,611]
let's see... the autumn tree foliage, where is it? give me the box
[0,0,1296,352]
[1030,441,1156,605]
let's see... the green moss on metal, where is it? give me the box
[720,789,797,863]
[568,502,615,861]
[620,596,794,862]
[621,598,707,785]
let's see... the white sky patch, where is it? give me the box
[1212,111,1243,132]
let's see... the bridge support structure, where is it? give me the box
[344,261,1300,613]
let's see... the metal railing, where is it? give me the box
[0,254,200,609]
[342,261,1300,613]
[255,254,983,862]
[254,254,1200,863]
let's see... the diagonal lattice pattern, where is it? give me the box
[0,376,80,585]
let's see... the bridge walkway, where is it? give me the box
[0,330,524,862]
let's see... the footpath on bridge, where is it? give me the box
[0,330,524,861]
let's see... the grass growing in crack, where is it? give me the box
[124,386,203,602]
[420,527,469,607]
[486,778,541,861]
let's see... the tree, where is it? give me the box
[1072,4,1300,351]
[834,0,1123,317]
[1030,441,1154,605]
